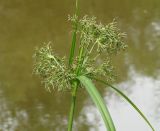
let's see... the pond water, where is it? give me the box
[0,0,160,131]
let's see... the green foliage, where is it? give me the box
[93,78,155,131]
[33,0,155,131]
[78,76,116,131]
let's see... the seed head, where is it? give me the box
[69,16,127,82]
[33,43,73,91]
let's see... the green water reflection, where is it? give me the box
[0,0,159,130]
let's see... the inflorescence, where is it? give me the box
[33,16,127,91]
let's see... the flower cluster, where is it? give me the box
[33,15,127,91]
[78,16,127,54]
[33,44,73,91]
[69,15,127,81]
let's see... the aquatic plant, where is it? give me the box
[33,0,155,131]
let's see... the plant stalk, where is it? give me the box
[67,45,84,131]
[67,82,78,131]
[68,1,81,130]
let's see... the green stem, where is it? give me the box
[67,82,78,131]
[68,1,80,131]
[67,42,84,131]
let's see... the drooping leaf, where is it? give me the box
[78,76,116,131]
[94,78,155,131]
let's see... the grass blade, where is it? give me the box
[68,31,77,66]
[68,0,79,66]
[78,76,116,131]
[94,78,155,131]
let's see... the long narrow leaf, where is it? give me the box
[68,0,79,66]
[94,78,155,131]
[78,76,116,131]
[68,31,77,66]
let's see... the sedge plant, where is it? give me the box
[33,0,155,131]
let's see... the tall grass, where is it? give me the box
[33,0,155,131]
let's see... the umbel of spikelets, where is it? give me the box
[33,16,127,92]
